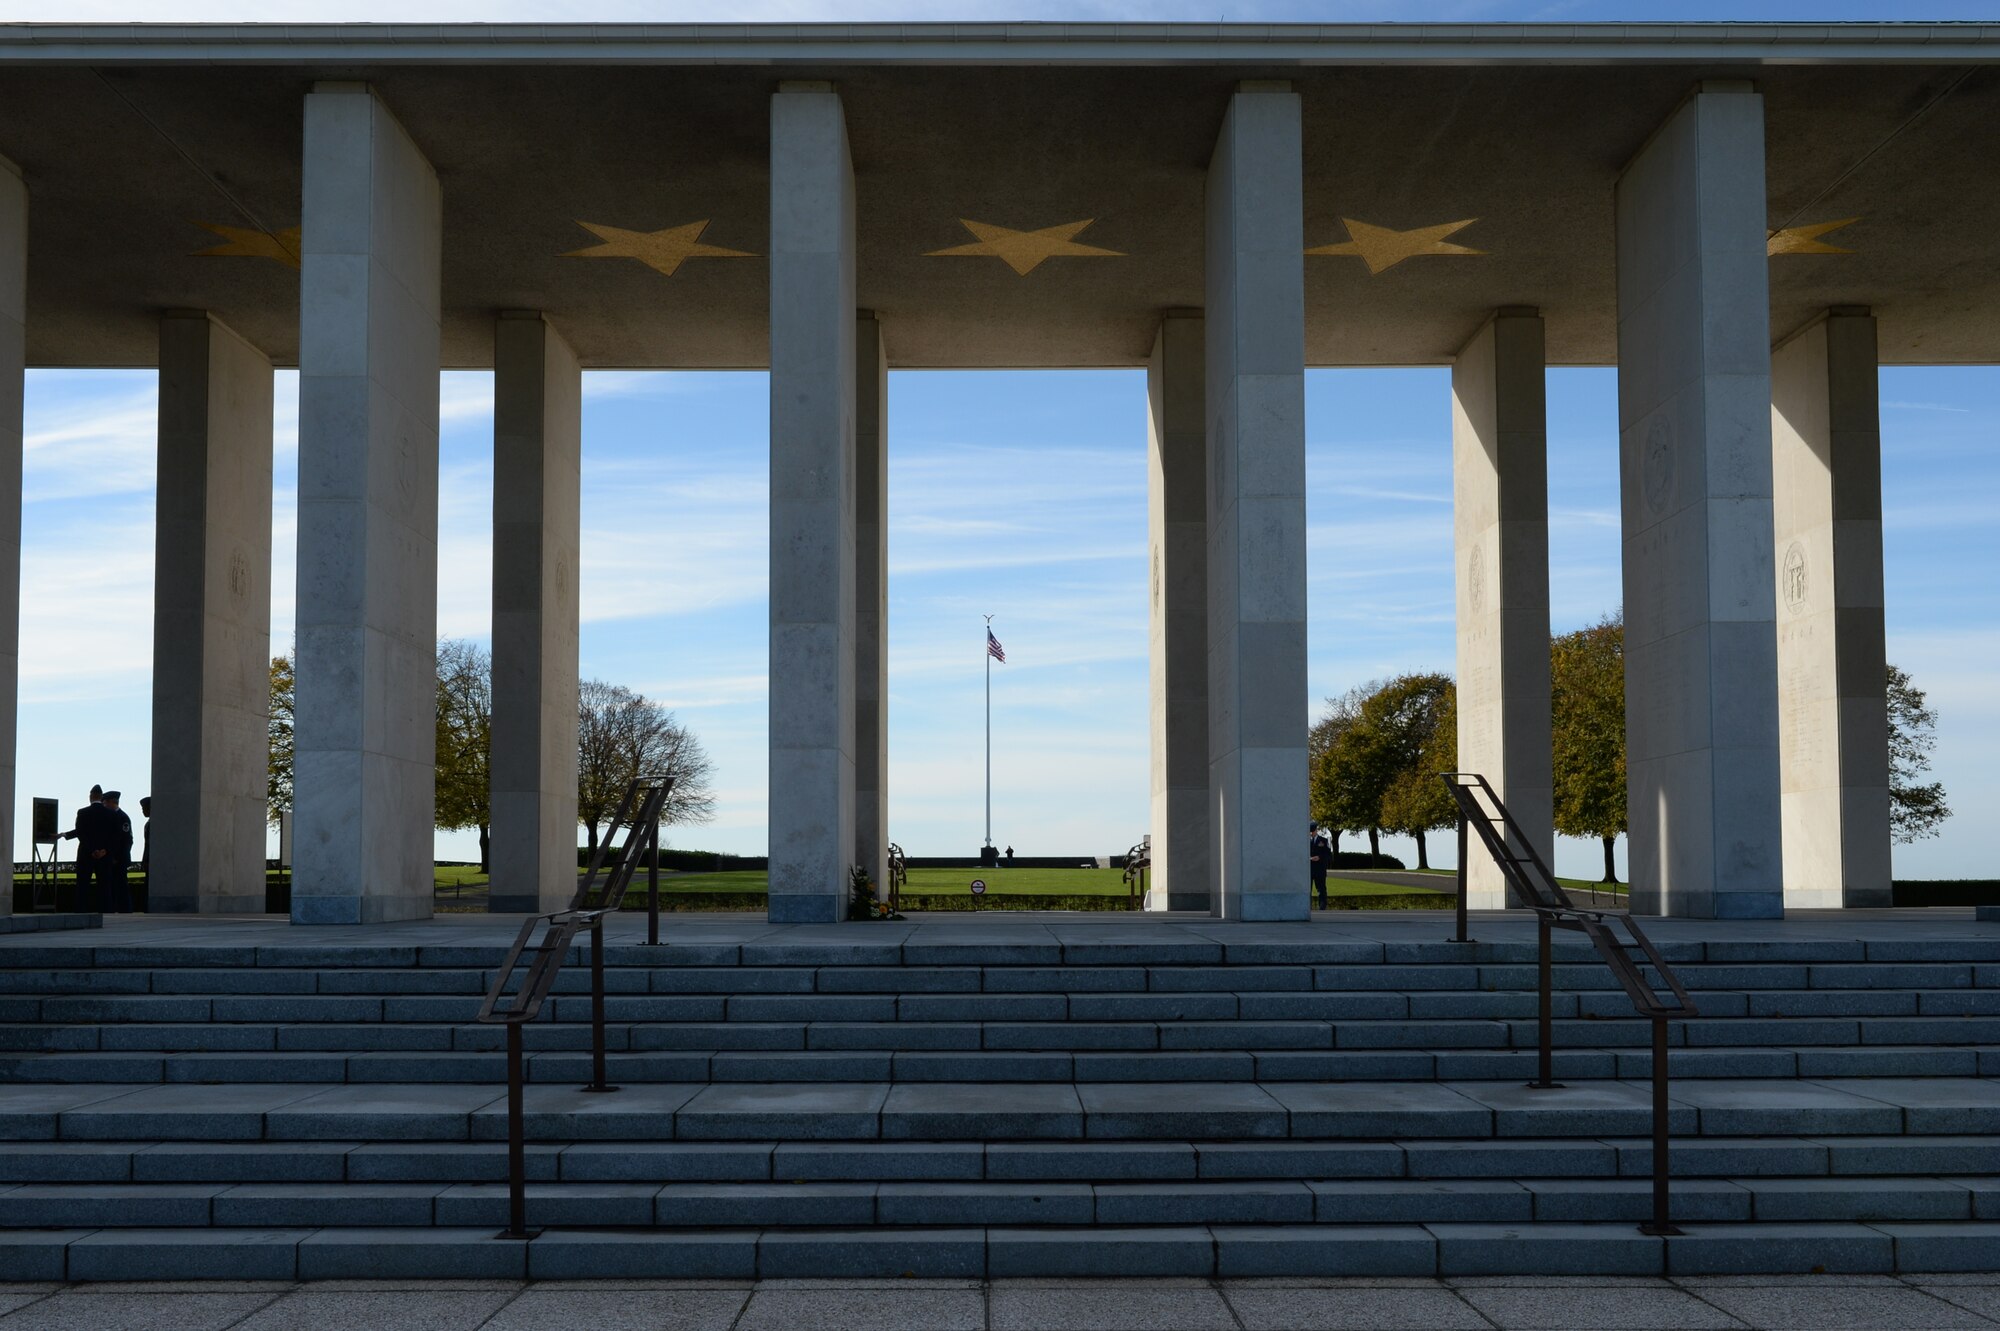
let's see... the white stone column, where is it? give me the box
[150,311,275,914]
[767,82,856,925]
[1206,83,1309,922]
[488,312,581,915]
[1614,82,1783,919]
[0,158,21,918]
[1772,308,1891,908]
[854,311,888,899]
[1452,309,1553,909]
[1147,312,1209,911]
[292,83,443,925]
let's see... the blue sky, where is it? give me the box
[19,360,1999,881]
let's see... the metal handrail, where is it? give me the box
[475,773,673,1240]
[1121,837,1150,910]
[1440,771,1698,1237]
[886,841,908,916]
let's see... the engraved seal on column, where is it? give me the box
[1781,541,1809,614]
[1641,415,1675,515]
[228,548,251,603]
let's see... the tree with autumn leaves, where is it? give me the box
[1311,611,1948,880]
[1311,672,1457,870]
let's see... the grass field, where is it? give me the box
[623,868,1438,898]
[1399,867,1629,895]
[426,864,1444,902]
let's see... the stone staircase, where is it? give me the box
[4,917,2000,1279]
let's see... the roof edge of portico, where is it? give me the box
[2,21,2000,67]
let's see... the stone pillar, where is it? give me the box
[1771,308,1891,908]
[0,158,21,917]
[1147,312,1209,911]
[1206,83,1309,922]
[767,82,856,925]
[292,83,443,925]
[1452,309,1553,910]
[150,311,275,914]
[1614,83,1782,919]
[854,311,888,900]
[488,312,581,915]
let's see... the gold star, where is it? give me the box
[1768,218,1858,256]
[926,219,1123,276]
[1307,217,1483,275]
[561,220,756,277]
[193,222,301,269]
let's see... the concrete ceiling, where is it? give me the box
[1,24,1997,369]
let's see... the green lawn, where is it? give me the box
[637,868,1439,898]
[1400,867,1628,895]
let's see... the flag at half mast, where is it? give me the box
[987,629,1007,664]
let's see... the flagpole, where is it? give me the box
[983,614,994,850]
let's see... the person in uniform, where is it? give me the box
[59,785,109,912]
[100,791,135,915]
[137,796,152,913]
[1309,823,1334,911]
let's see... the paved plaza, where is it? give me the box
[11,1274,2000,1330]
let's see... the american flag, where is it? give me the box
[987,629,1007,664]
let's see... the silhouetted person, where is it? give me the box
[1309,824,1334,910]
[138,796,152,912]
[100,791,134,914]
[59,785,109,912]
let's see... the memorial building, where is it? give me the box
[0,22,1996,1282]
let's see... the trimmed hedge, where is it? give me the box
[1330,852,1406,870]
[1893,880,2000,907]
[612,889,1449,914]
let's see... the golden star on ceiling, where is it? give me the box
[926,219,1123,276]
[561,220,756,277]
[1768,218,1859,256]
[193,222,301,269]
[1307,217,1483,275]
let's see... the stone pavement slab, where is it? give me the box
[1691,1283,1996,1329]
[481,1288,745,1328]
[0,1289,283,1330]
[1665,1081,1905,1136]
[1266,1082,1490,1137]
[675,1084,886,1140]
[1457,1285,1747,1328]
[1446,1080,1697,1137]
[228,1289,515,1330]
[1815,1078,2000,1134]
[1076,1082,1288,1138]
[879,1083,1082,1139]
[1223,1284,1491,1330]
[266,1084,503,1141]
[988,1284,1237,1330]
[737,1286,984,1330]
[65,1229,307,1281]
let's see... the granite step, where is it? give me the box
[10,1134,2000,1186]
[6,1172,1997,1229]
[4,962,1998,993]
[9,1218,2000,1280]
[13,1004,2000,1047]
[2,1043,1993,1085]
[7,1077,2000,1143]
